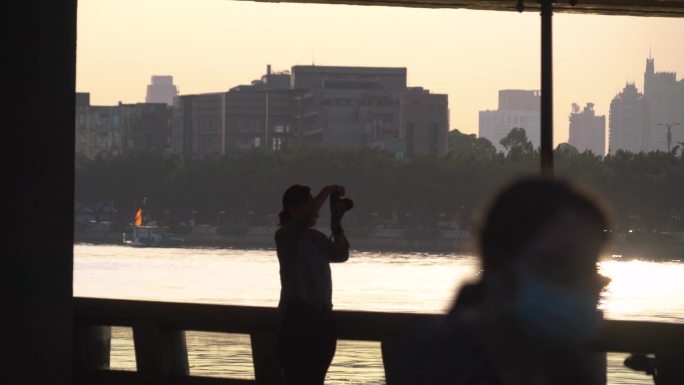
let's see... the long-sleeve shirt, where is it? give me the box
[275,207,349,312]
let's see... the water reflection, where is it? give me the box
[76,245,684,384]
[599,259,684,322]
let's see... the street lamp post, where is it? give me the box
[657,122,681,152]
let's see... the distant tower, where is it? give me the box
[146,75,178,106]
[609,83,649,154]
[569,102,606,156]
[643,56,684,152]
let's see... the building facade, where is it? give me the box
[146,75,179,106]
[171,93,224,160]
[400,88,449,157]
[224,67,299,152]
[479,90,541,152]
[75,93,172,160]
[644,57,684,152]
[171,65,449,160]
[75,92,91,159]
[291,65,448,156]
[75,93,123,159]
[118,102,172,151]
[609,83,649,154]
[568,102,606,156]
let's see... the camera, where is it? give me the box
[330,192,353,212]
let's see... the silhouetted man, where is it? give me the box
[275,184,350,385]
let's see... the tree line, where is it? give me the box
[75,128,684,232]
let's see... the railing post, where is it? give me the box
[74,324,111,370]
[250,332,283,385]
[133,320,189,378]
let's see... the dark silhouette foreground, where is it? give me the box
[393,177,611,385]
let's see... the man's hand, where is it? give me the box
[331,201,347,221]
[328,185,347,221]
[325,185,345,196]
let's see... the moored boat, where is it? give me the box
[124,207,183,247]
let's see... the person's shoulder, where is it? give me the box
[275,226,295,245]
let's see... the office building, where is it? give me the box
[643,57,684,152]
[568,102,606,156]
[75,93,172,159]
[171,65,449,160]
[609,83,649,154]
[479,90,541,152]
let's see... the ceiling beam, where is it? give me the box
[237,0,684,17]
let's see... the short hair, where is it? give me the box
[279,184,312,225]
[477,176,610,275]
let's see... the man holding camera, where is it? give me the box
[275,184,352,385]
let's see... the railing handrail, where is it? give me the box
[74,296,684,353]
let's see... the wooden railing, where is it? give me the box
[74,297,684,385]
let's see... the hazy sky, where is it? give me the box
[76,0,684,144]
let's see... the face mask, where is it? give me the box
[511,275,603,347]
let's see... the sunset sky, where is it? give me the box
[76,0,684,145]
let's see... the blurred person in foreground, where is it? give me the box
[275,184,351,385]
[393,177,611,385]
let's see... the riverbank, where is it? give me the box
[74,224,684,259]
[75,227,473,253]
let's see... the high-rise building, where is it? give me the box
[171,65,449,160]
[146,75,179,106]
[293,66,405,148]
[643,56,684,152]
[479,90,540,152]
[224,66,299,152]
[292,65,448,156]
[171,93,224,160]
[117,102,171,151]
[568,102,606,156]
[400,88,449,157]
[609,83,649,154]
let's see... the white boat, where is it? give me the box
[125,224,183,248]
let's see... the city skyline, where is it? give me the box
[76,0,684,145]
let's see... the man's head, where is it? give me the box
[279,184,317,227]
[477,177,611,345]
[478,177,609,284]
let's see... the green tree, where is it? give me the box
[500,127,534,159]
[448,129,497,160]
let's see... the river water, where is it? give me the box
[74,244,684,384]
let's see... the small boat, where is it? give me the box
[125,224,184,248]
[124,207,183,247]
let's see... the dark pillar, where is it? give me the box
[133,321,189,377]
[6,1,76,384]
[540,0,554,176]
